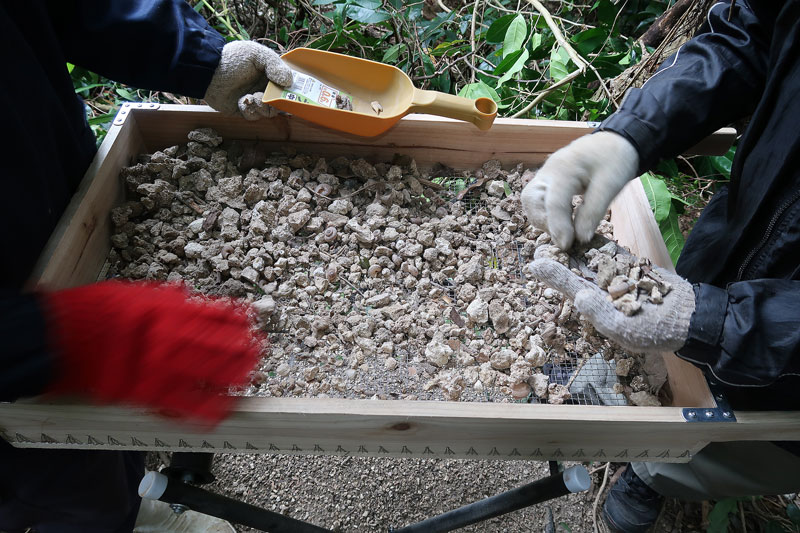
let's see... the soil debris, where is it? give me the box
[108,128,665,407]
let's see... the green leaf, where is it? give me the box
[458,81,494,101]
[571,28,607,55]
[707,499,738,533]
[558,522,572,533]
[787,502,800,526]
[458,81,508,109]
[352,0,382,8]
[66,62,75,74]
[640,173,672,224]
[494,49,524,75]
[486,14,516,43]
[659,211,685,266]
[345,5,390,23]
[312,0,338,4]
[503,182,512,197]
[709,146,736,178]
[382,43,406,63]
[655,158,679,179]
[549,46,572,82]
[529,32,543,53]
[496,49,529,86]
[115,87,136,100]
[502,14,527,58]
[88,112,116,126]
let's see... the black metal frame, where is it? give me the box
[147,454,586,533]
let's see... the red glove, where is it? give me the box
[40,280,262,424]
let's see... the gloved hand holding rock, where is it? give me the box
[204,41,293,120]
[521,131,639,250]
[528,257,695,354]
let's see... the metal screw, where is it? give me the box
[716,394,724,401]
[170,503,189,515]
[704,410,715,418]
[136,103,143,107]
[686,410,697,419]
[722,411,732,418]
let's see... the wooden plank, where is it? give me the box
[610,179,715,408]
[30,113,145,289]
[126,104,735,170]
[3,399,800,461]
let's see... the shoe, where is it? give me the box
[601,466,664,533]
[134,498,236,533]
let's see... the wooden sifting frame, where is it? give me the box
[4,104,796,463]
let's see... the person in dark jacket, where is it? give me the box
[522,1,800,531]
[1,1,291,531]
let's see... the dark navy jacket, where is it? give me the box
[0,1,224,399]
[601,1,800,415]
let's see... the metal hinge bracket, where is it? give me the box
[682,378,736,422]
[113,102,161,126]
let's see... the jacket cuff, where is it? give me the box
[676,283,727,365]
[175,28,226,99]
[597,89,668,174]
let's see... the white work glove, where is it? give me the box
[521,132,639,250]
[528,258,695,353]
[204,41,293,121]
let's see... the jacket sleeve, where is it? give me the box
[598,1,774,173]
[46,0,226,98]
[0,292,55,402]
[677,282,800,387]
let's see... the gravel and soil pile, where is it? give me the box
[108,127,665,407]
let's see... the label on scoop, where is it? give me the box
[281,69,353,109]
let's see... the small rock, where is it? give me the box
[490,349,516,370]
[488,300,510,334]
[529,373,550,398]
[365,293,392,308]
[466,298,489,324]
[629,391,661,407]
[613,293,641,316]
[547,383,571,404]
[487,180,506,197]
[253,295,276,317]
[425,340,452,368]
[510,382,531,400]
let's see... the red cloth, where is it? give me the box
[41,281,261,424]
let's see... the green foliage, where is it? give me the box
[640,172,685,265]
[707,498,738,533]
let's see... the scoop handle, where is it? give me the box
[410,89,497,130]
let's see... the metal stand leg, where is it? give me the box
[139,470,334,533]
[390,465,591,533]
[163,452,216,484]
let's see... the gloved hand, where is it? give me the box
[528,258,695,353]
[41,281,262,424]
[521,132,639,250]
[203,41,293,121]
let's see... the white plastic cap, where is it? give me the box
[139,471,169,500]
[562,465,591,493]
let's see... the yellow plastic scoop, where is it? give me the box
[262,48,498,137]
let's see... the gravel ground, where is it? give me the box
[149,452,597,532]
